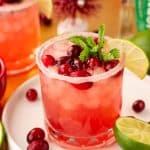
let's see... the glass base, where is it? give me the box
[46,122,115,150]
[6,54,35,75]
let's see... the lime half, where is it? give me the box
[108,39,149,79]
[114,117,150,150]
[0,122,5,149]
[38,0,53,18]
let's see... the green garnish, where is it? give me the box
[69,24,120,62]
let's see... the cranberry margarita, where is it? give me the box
[0,0,40,75]
[36,31,125,149]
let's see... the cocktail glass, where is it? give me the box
[36,32,125,149]
[0,0,40,75]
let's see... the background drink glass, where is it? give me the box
[0,57,6,100]
[36,33,125,149]
[0,0,40,75]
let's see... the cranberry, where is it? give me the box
[87,57,100,69]
[27,140,49,150]
[5,0,21,3]
[67,45,82,58]
[27,128,45,143]
[70,70,93,90]
[42,55,56,67]
[26,89,38,101]
[39,13,52,26]
[0,0,4,5]
[71,59,84,70]
[57,56,71,66]
[58,64,72,75]
[132,99,145,113]
[103,60,119,71]
[94,37,99,44]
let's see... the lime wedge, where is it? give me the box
[0,122,5,149]
[107,39,149,79]
[114,117,150,150]
[38,0,53,18]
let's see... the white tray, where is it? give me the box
[2,69,150,150]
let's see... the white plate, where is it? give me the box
[2,69,150,150]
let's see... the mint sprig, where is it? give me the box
[68,25,120,62]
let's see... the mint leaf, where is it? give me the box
[69,36,87,49]
[79,47,90,62]
[110,48,120,59]
[101,51,114,61]
[86,37,96,48]
[98,24,105,48]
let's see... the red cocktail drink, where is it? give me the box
[36,32,124,149]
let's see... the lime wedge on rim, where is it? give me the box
[114,117,150,150]
[38,0,53,18]
[0,122,5,149]
[107,39,149,79]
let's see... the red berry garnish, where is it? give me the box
[5,0,21,3]
[26,89,38,101]
[27,140,49,150]
[132,99,145,113]
[27,128,45,144]
[94,37,99,44]
[42,55,56,67]
[39,13,52,26]
[103,60,119,71]
[67,45,82,58]
[0,0,4,6]
[57,56,71,66]
[87,57,100,69]
[58,64,72,75]
[70,70,93,90]
[71,59,84,70]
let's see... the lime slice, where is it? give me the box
[0,122,5,149]
[107,39,149,79]
[38,0,53,18]
[114,117,150,150]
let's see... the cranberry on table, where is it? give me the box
[56,56,71,66]
[70,70,93,90]
[132,99,145,113]
[27,128,45,143]
[26,89,38,101]
[58,64,72,75]
[27,140,49,150]
[42,55,56,67]
[67,45,82,58]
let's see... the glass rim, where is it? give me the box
[36,32,125,84]
[0,0,37,12]
[0,58,6,79]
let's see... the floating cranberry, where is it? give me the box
[27,128,45,144]
[58,64,72,75]
[71,59,84,70]
[103,60,119,71]
[26,89,38,101]
[42,55,56,67]
[70,70,93,90]
[132,99,145,113]
[67,45,82,58]
[39,13,52,26]
[87,57,100,69]
[27,140,49,150]
[57,56,71,66]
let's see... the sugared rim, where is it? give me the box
[36,32,125,84]
[0,0,37,12]
[0,58,6,79]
